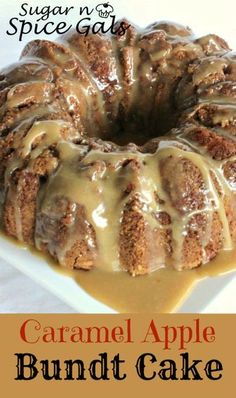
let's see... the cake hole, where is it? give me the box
[103,103,179,146]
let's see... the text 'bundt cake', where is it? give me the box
[0,20,235,276]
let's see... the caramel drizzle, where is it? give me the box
[4,120,234,271]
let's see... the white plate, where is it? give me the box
[0,236,236,313]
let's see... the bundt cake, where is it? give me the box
[0,20,235,276]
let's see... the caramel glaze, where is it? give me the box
[0,20,236,311]
[1,231,235,312]
[73,248,236,312]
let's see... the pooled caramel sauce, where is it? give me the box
[26,241,236,312]
[1,231,235,312]
[72,249,236,313]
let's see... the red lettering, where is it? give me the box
[203,326,215,343]
[20,319,41,344]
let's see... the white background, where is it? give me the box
[0,0,236,312]
[0,0,236,66]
